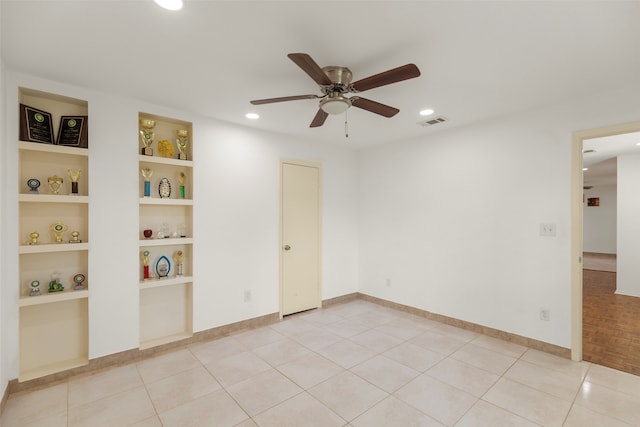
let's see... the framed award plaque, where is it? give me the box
[57,115,88,148]
[19,104,54,144]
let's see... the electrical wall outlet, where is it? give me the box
[540,309,550,321]
[244,290,252,302]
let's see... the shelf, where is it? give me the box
[139,197,193,206]
[139,276,193,290]
[19,357,89,382]
[139,237,193,247]
[19,289,88,307]
[19,243,89,254]
[19,141,88,156]
[19,194,89,203]
[139,155,193,168]
[140,332,193,351]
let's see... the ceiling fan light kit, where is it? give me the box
[250,53,421,128]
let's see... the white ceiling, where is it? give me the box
[583,132,640,187]
[2,1,640,150]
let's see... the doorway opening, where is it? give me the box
[571,123,640,373]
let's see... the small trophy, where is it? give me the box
[69,231,82,243]
[67,168,81,195]
[141,167,153,198]
[73,273,86,290]
[156,255,171,278]
[158,140,174,158]
[176,129,189,160]
[158,177,171,199]
[48,272,64,293]
[142,250,150,280]
[27,178,41,194]
[178,172,186,199]
[50,221,67,243]
[174,250,184,276]
[29,280,41,297]
[178,223,187,238]
[28,231,40,245]
[47,175,63,195]
[140,119,155,156]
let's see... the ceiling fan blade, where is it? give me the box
[250,94,320,105]
[288,53,333,86]
[351,97,399,117]
[310,109,328,127]
[351,64,421,92]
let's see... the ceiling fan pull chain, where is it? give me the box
[344,110,349,138]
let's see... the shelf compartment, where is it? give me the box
[139,276,193,290]
[139,155,193,168]
[19,298,89,382]
[139,198,193,206]
[19,288,88,307]
[19,194,89,204]
[19,140,89,156]
[140,282,192,349]
[19,243,89,254]
[139,237,193,247]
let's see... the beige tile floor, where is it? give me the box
[3,299,640,426]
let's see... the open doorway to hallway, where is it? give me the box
[581,131,640,375]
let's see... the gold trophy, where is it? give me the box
[67,168,81,195]
[139,119,156,156]
[50,221,67,243]
[176,129,189,160]
[69,231,82,243]
[174,250,184,276]
[28,231,40,245]
[48,175,63,195]
[142,250,150,280]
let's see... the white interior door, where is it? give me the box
[281,161,321,316]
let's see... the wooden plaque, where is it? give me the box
[57,116,88,148]
[19,104,54,144]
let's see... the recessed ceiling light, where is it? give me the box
[154,0,183,11]
[583,167,589,171]
[636,142,640,146]
[245,113,259,120]
[419,109,435,116]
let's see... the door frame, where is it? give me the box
[571,121,640,361]
[279,158,322,318]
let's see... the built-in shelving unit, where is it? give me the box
[138,112,193,350]
[17,88,90,381]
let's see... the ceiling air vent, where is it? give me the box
[418,116,448,127]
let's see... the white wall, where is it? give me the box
[616,154,640,297]
[583,184,617,254]
[358,83,640,348]
[0,17,7,398]
[1,70,359,380]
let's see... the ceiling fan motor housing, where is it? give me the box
[321,66,353,93]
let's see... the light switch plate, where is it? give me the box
[540,223,556,237]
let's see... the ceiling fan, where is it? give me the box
[250,53,421,127]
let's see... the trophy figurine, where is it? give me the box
[50,221,67,243]
[48,272,64,293]
[73,273,86,290]
[158,140,174,158]
[67,168,81,195]
[27,178,41,194]
[29,280,41,296]
[140,119,156,156]
[178,172,186,199]
[28,231,40,245]
[142,250,150,280]
[47,175,63,195]
[176,129,189,160]
[141,167,153,198]
[158,177,171,199]
[69,231,82,243]
[174,250,184,276]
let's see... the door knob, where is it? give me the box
[284,245,291,251]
